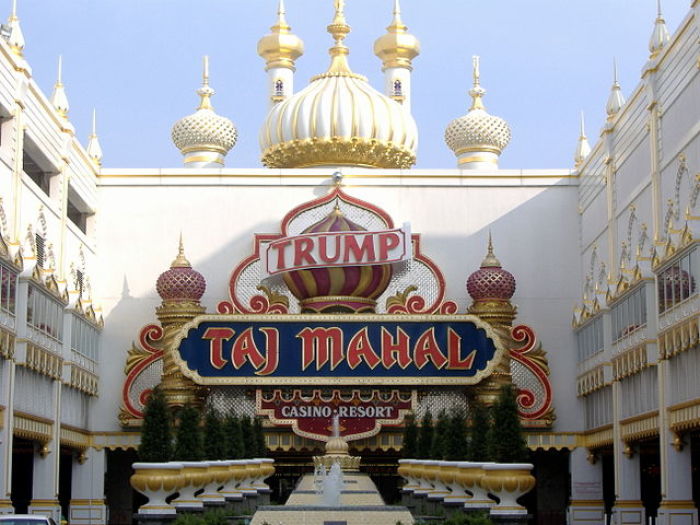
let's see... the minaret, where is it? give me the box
[4,0,24,56]
[648,0,670,58]
[606,59,625,120]
[171,56,238,168]
[444,56,511,169]
[257,0,304,108]
[574,111,591,169]
[50,55,70,120]
[373,0,420,109]
[86,109,103,167]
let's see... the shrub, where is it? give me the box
[204,410,227,460]
[444,408,468,461]
[417,410,433,459]
[173,405,203,461]
[468,401,491,462]
[487,384,529,463]
[430,409,450,459]
[401,413,418,458]
[138,388,172,462]
[224,415,244,459]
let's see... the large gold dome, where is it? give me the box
[259,2,417,169]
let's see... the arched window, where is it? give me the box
[393,79,402,97]
[275,79,284,97]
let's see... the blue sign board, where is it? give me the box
[174,314,503,386]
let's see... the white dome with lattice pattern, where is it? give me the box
[444,56,511,169]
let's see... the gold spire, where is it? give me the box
[606,58,625,119]
[257,0,304,70]
[373,0,420,70]
[50,55,70,119]
[574,111,591,168]
[196,56,214,111]
[469,55,486,111]
[171,233,192,268]
[86,108,103,167]
[649,0,670,58]
[481,232,501,268]
[325,0,352,75]
[5,0,24,56]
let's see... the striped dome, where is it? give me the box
[282,206,393,313]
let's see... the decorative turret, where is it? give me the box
[2,0,24,56]
[257,0,304,107]
[373,0,420,108]
[51,56,70,118]
[574,111,591,169]
[155,236,206,409]
[259,0,417,169]
[86,109,103,167]
[606,59,625,120]
[467,234,516,304]
[282,204,392,313]
[445,56,511,170]
[648,0,670,58]
[171,56,238,168]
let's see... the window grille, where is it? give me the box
[576,316,604,362]
[0,262,16,315]
[71,314,99,361]
[657,246,697,314]
[611,286,647,342]
[26,284,63,341]
[35,234,45,268]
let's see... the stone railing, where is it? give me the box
[130,458,275,518]
[398,459,535,519]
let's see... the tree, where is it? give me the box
[417,410,433,459]
[487,384,529,463]
[204,410,227,460]
[468,401,491,462]
[444,408,468,461]
[240,415,255,458]
[225,415,244,459]
[174,405,203,461]
[253,417,267,457]
[430,409,450,459]
[138,387,173,462]
[401,413,418,458]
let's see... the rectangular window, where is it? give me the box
[0,262,16,315]
[576,316,604,362]
[70,314,99,361]
[23,135,56,197]
[611,286,647,342]
[26,284,63,341]
[658,246,698,314]
[35,234,45,268]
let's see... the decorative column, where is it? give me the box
[568,447,605,524]
[69,449,107,525]
[155,238,207,409]
[466,235,516,405]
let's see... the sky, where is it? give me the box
[15,0,690,170]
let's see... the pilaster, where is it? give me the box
[568,448,605,524]
[0,358,15,513]
[69,448,107,525]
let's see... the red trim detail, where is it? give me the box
[121,324,164,420]
[510,324,553,420]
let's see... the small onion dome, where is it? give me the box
[156,237,206,302]
[445,56,511,169]
[467,235,516,301]
[373,0,420,70]
[282,204,393,313]
[260,1,417,169]
[257,0,304,70]
[171,56,237,168]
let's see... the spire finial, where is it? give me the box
[51,55,70,118]
[196,55,215,111]
[649,0,670,57]
[277,0,289,27]
[171,233,191,268]
[5,0,24,56]
[606,58,625,119]
[613,58,618,85]
[481,232,501,267]
[325,0,352,74]
[469,55,486,111]
[390,0,405,28]
[574,110,591,168]
[86,108,103,167]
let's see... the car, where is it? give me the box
[0,515,57,525]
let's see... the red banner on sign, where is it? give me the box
[256,389,415,442]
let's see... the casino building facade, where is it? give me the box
[0,1,698,524]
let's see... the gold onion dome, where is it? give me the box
[171,57,238,167]
[257,0,304,70]
[259,0,417,169]
[445,56,511,168]
[373,0,420,70]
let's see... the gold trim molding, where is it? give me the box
[577,366,607,396]
[612,344,649,380]
[620,411,659,442]
[13,411,52,443]
[21,343,63,379]
[0,327,15,360]
[659,313,699,359]
[582,425,614,449]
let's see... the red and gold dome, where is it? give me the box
[467,235,516,301]
[282,205,392,313]
[156,239,206,303]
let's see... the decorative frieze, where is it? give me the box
[526,432,580,451]
[669,399,700,433]
[582,425,614,449]
[13,411,52,443]
[620,411,659,442]
[0,326,14,359]
[65,362,98,396]
[659,314,699,359]
[612,344,649,380]
[21,342,62,379]
[577,366,606,396]
[60,426,90,450]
